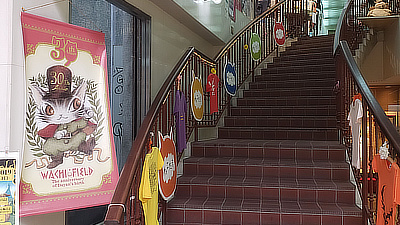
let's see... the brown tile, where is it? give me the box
[280,167,296,178]
[322,215,342,225]
[281,188,298,201]
[261,212,280,224]
[214,164,229,176]
[234,147,248,157]
[249,147,263,158]
[317,190,336,203]
[302,214,321,225]
[167,208,184,223]
[230,165,245,176]
[281,213,300,224]
[204,210,221,224]
[246,166,262,177]
[299,189,316,202]
[297,167,313,179]
[198,164,213,176]
[243,212,261,224]
[191,185,207,198]
[209,185,225,198]
[337,190,355,204]
[262,188,279,200]
[226,186,243,198]
[222,211,241,224]
[185,210,203,223]
[244,186,261,199]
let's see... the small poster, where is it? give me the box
[21,12,119,216]
[274,21,286,46]
[191,71,204,121]
[224,62,237,96]
[250,33,261,61]
[0,158,17,225]
[158,129,177,201]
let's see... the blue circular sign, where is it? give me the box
[224,62,237,96]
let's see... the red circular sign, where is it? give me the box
[274,22,286,46]
[158,129,177,201]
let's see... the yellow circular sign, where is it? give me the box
[191,72,204,121]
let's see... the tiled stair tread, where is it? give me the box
[249,79,335,88]
[258,69,335,76]
[168,197,361,216]
[177,175,354,190]
[271,59,335,66]
[243,89,334,97]
[236,99,335,107]
[266,63,335,69]
[231,105,336,109]
[184,157,348,168]
[257,73,335,81]
[220,127,337,131]
[192,139,345,149]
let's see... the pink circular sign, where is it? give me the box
[274,22,286,46]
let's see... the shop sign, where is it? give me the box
[250,33,261,61]
[20,12,119,216]
[191,71,204,121]
[224,62,237,96]
[274,21,286,46]
[158,129,177,201]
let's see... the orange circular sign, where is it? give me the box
[191,72,204,121]
[158,129,177,201]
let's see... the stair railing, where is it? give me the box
[334,0,400,224]
[104,0,309,224]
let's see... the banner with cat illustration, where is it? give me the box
[20,12,119,216]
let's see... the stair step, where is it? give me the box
[256,71,335,82]
[236,96,335,107]
[166,199,361,225]
[249,78,335,89]
[191,140,346,161]
[276,52,333,62]
[218,127,338,141]
[282,46,333,55]
[230,105,336,117]
[175,176,355,204]
[224,116,336,128]
[243,88,334,98]
[271,58,335,67]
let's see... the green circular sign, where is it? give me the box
[250,33,261,61]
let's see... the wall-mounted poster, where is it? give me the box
[20,12,119,216]
[191,71,204,121]
[224,62,237,96]
[0,158,18,225]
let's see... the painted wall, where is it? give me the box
[125,0,224,101]
[361,18,400,85]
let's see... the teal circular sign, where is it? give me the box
[250,33,261,61]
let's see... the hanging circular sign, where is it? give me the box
[191,71,204,121]
[158,129,177,201]
[250,33,261,61]
[274,21,286,46]
[224,62,237,96]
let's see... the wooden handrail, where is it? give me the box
[339,40,400,153]
[105,47,195,224]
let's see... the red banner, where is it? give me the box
[20,12,119,216]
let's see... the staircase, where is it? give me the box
[166,35,362,225]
